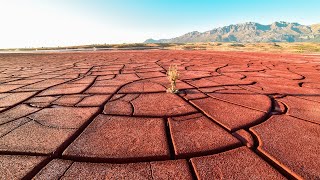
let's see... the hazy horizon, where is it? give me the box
[1,0,320,48]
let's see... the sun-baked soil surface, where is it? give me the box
[0,50,319,179]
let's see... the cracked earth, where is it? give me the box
[0,50,319,179]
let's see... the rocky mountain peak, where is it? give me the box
[144,21,320,43]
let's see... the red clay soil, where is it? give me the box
[232,129,255,148]
[191,97,268,131]
[250,115,320,179]
[190,147,285,179]
[63,115,170,162]
[0,50,319,179]
[34,159,193,179]
[168,114,241,158]
[0,155,47,179]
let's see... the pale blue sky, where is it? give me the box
[1,0,319,48]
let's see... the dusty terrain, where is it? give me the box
[0,50,319,179]
[2,42,320,54]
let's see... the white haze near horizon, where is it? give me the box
[0,1,169,48]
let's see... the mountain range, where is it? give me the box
[144,21,320,43]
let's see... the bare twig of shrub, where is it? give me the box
[166,65,179,93]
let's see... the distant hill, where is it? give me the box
[145,21,320,43]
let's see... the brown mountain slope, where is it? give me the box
[145,21,320,43]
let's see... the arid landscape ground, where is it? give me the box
[0,50,319,179]
[2,42,320,54]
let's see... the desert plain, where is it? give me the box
[0,50,319,179]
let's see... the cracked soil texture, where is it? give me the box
[0,50,319,179]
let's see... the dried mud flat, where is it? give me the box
[0,50,319,179]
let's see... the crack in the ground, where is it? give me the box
[57,161,74,180]
[164,118,176,160]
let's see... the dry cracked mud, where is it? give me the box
[0,50,319,179]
